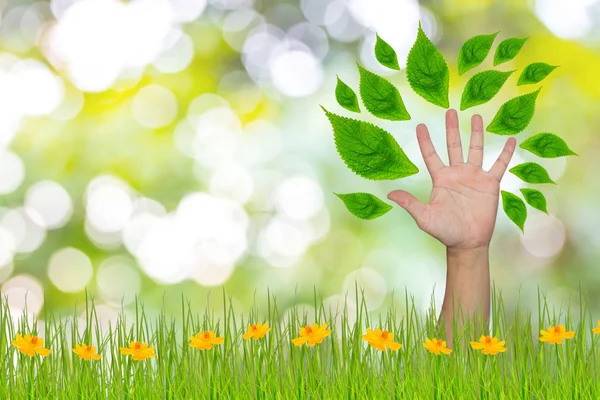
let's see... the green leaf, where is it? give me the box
[501,191,527,233]
[520,188,548,215]
[335,76,360,113]
[494,37,528,66]
[374,34,400,70]
[486,88,540,135]
[335,192,393,220]
[509,162,556,184]
[406,25,450,108]
[517,62,558,86]
[322,107,419,180]
[458,32,499,75]
[460,69,514,111]
[519,133,577,158]
[358,64,411,121]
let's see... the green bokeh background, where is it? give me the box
[0,0,598,322]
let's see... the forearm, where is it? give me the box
[438,246,490,347]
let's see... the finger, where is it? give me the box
[416,123,444,176]
[467,114,484,167]
[489,138,517,182]
[446,109,464,166]
[387,190,430,230]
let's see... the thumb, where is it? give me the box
[387,190,429,229]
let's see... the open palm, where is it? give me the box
[388,109,516,250]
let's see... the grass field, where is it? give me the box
[1,286,599,399]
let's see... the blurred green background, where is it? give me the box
[0,0,599,323]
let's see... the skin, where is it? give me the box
[387,109,516,348]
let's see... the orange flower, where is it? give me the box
[539,325,575,344]
[291,323,331,347]
[73,344,101,361]
[424,337,452,355]
[12,334,51,357]
[362,328,402,351]
[189,331,224,350]
[242,323,270,340]
[593,321,600,335]
[120,341,156,360]
[470,335,507,355]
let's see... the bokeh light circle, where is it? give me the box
[275,176,324,220]
[153,30,195,74]
[169,0,207,23]
[0,208,47,253]
[521,214,566,259]
[342,268,387,311]
[0,151,25,195]
[48,247,94,293]
[269,49,323,97]
[96,256,141,305]
[0,227,16,267]
[131,84,178,128]
[86,177,134,233]
[25,180,73,229]
[1,274,44,316]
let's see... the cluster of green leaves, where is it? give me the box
[324,23,577,233]
[457,34,574,232]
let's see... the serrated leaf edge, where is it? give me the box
[458,31,500,75]
[493,37,529,66]
[501,190,527,233]
[374,34,400,71]
[519,132,578,158]
[517,63,559,86]
[486,87,542,135]
[321,106,419,181]
[406,25,450,108]
[519,188,549,215]
[509,162,556,185]
[459,69,516,111]
[335,75,361,113]
[357,62,411,121]
[334,192,393,220]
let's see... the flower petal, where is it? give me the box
[563,331,575,339]
[36,347,52,357]
[470,342,485,350]
[385,341,402,351]
[291,337,309,347]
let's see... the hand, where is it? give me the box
[388,109,516,250]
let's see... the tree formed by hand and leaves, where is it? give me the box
[324,23,576,232]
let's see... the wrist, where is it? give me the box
[446,245,489,270]
[447,245,489,256]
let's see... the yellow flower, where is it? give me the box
[12,334,52,357]
[189,331,224,350]
[242,323,270,340]
[539,325,575,344]
[73,344,101,361]
[470,335,507,355]
[291,323,331,347]
[362,328,402,351]
[120,341,156,360]
[593,321,600,335]
[424,337,452,355]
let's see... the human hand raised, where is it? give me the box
[387,109,516,250]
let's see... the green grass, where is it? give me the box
[1,286,600,399]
